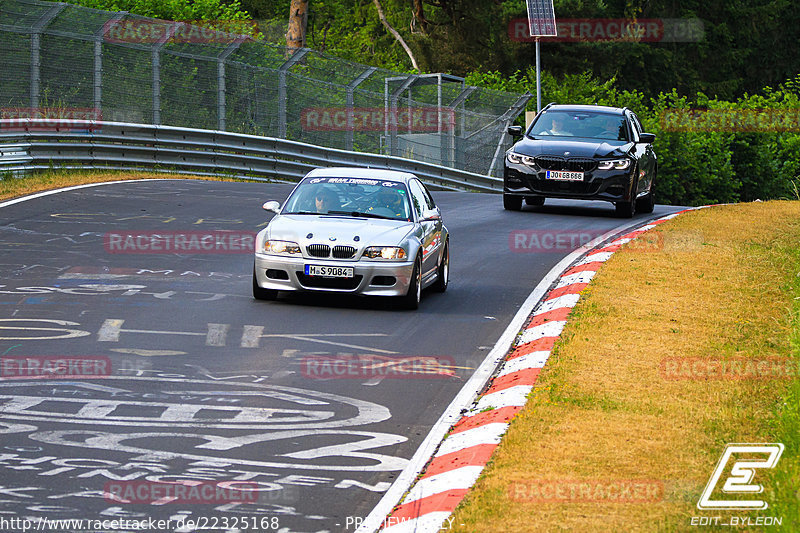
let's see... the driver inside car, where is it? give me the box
[371,188,407,219]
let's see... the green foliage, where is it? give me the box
[64,0,251,21]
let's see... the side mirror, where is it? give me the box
[507,125,523,137]
[422,213,441,222]
[262,200,281,214]
[639,132,656,144]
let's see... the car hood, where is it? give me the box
[266,214,414,247]
[511,137,634,159]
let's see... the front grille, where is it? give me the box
[307,244,330,258]
[534,156,565,170]
[566,158,597,172]
[332,245,356,259]
[534,156,597,172]
[297,273,363,290]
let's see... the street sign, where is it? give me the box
[526,0,558,37]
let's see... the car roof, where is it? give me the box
[543,104,626,115]
[305,167,418,183]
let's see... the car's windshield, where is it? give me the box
[529,111,629,141]
[282,177,412,221]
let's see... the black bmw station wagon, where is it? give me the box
[503,104,657,217]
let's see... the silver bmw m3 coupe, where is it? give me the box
[253,167,449,309]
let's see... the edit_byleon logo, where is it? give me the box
[697,443,784,511]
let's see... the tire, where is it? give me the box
[252,270,278,301]
[615,175,638,218]
[525,196,545,206]
[636,174,656,214]
[503,194,522,211]
[397,256,422,310]
[431,241,449,293]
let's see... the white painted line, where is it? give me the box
[0,179,172,209]
[435,423,508,457]
[518,321,566,345]
[381,512,454,533]
[403,466,484,504]
[356,215,660,533]
[498,351,550,377]
[205,323,229,347]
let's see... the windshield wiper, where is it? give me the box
[285,211,319,215]
[326,210,395,220]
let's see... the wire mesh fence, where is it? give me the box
[0,0,530,177]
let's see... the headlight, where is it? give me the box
[363,246,407,260]
[264,240,301,256]
[506,152,536,166]
[597,158,631,170]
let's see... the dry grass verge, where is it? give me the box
[0,170,258,202]
[451,201,800,532]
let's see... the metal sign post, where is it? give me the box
[525,0,557,112]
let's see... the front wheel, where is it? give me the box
[397,257,422,310]
[636,175,656,214]
[503,194,522,211]
[431,242,449,293]
[252,270,278,301]
[615,176,638,218]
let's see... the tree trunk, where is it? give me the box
[287,0,309,52]
[373,0,419,70]
[412,0,427,34]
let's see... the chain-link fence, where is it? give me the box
[0,0,530,177]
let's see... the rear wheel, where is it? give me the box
[525,196,545,206]
[252,270,278,301]
[431,242,449,293]
[397,256,422,310]
[503,194,522,211]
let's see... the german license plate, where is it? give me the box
[305,265,354,278]
[546,170,584,181]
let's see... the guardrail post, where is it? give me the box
[449,86,477,171]
[151,23,176,125]
[278,48,309,138]
[385,75,417,157]
[346,67,376,151]
[30,3,65,109]
[217,36,246,131]
[94,12,127,114]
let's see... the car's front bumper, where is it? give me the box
[504,163,634,203]
[254,253,415,297]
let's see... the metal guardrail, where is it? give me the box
[0,119,504,193]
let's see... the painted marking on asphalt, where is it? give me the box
[109,348,186,357]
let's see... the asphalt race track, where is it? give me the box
[0,179,684,532]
